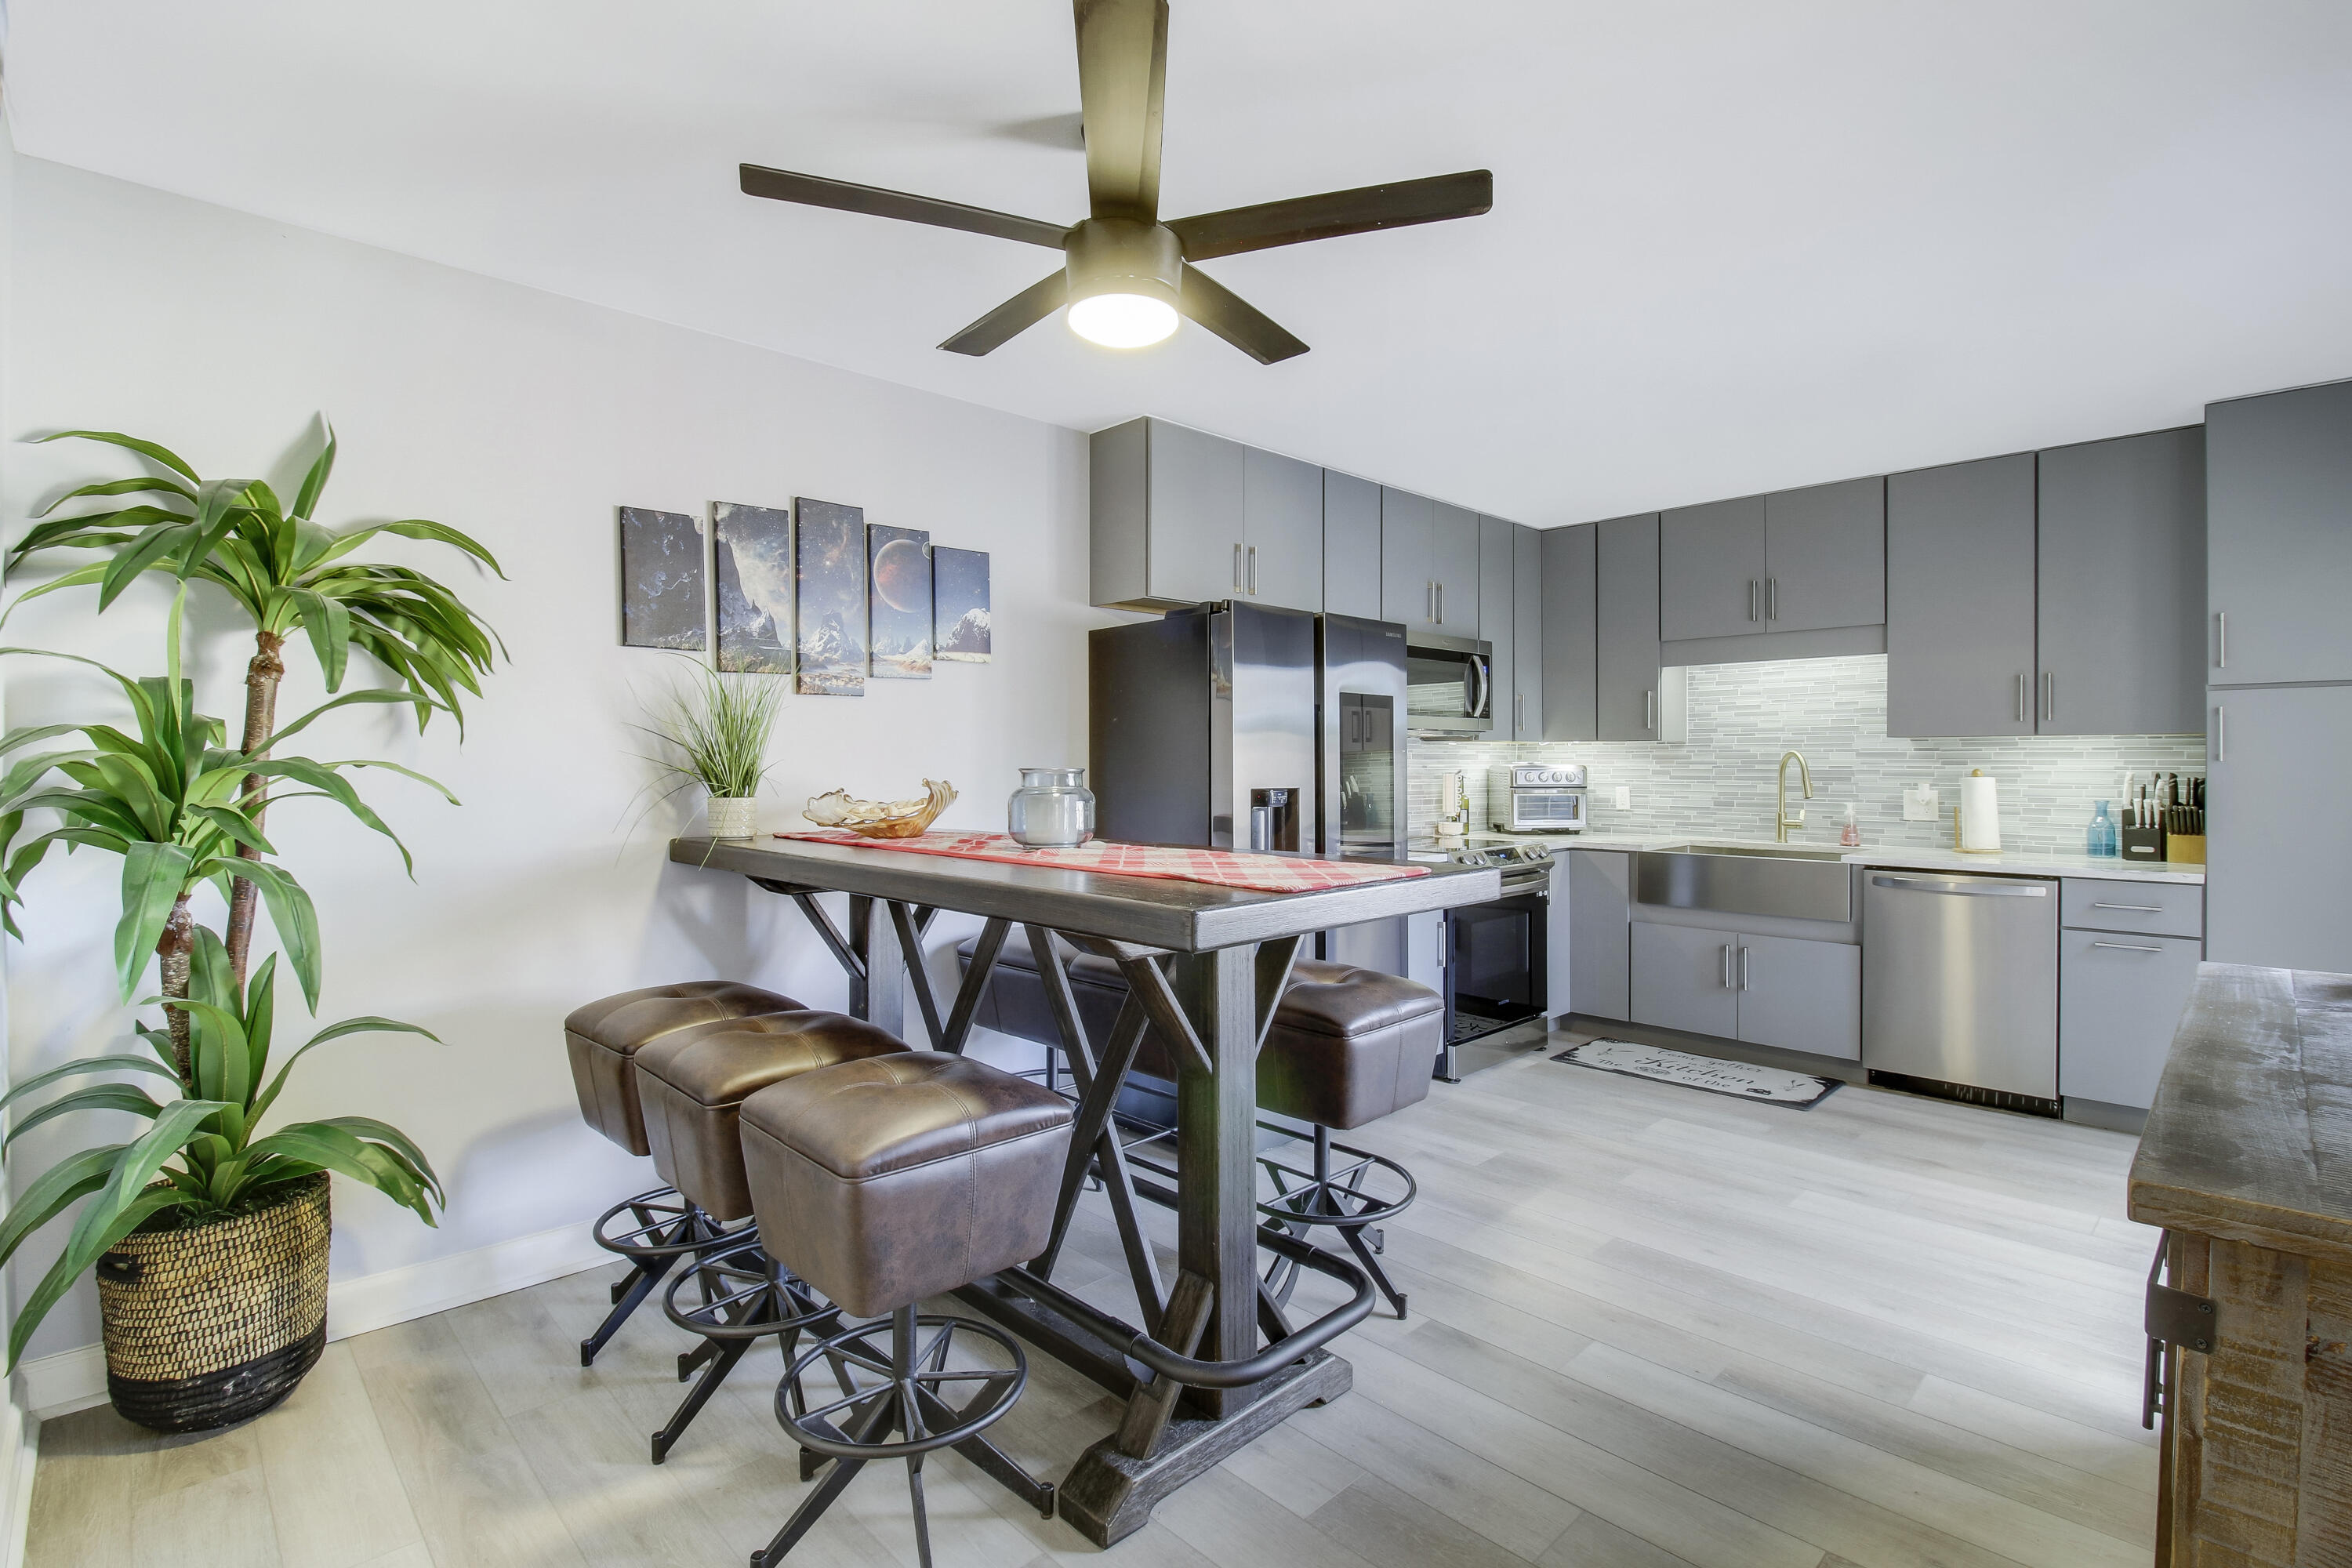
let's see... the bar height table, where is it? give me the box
[670,834,1499,1544]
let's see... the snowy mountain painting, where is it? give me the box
[713,502,792,674]
[933,546,990,663]
[618,506,706,650]
[794,498,867,696]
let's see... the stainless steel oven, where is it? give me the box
[1403,631,1493,735]
[1429,842,1552,1079]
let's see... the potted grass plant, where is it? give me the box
[637,658,784,839]
[0,424,499,1429]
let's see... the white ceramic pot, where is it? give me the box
[706,796,759,838]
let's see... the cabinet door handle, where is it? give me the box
[1425,580,1435,622]
[1247,545,1258,595]
[2093,942,2165,953]
[1437,582,1445,623]
[2216,705,2226,763]
[1645,689,1654,732]
[1721,944,1733,989]
[1515,691,1524,733]
[1739,946,1751,990]
[1767,577,1777,622]
[1748,579,1758,622]
[1233,543,1243,590]
[2014,673,2026,723]
[2091,902,2165,913]
[2042,670,2054,724]
[2216,611,2226,669]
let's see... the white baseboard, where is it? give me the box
[14,1218,612,1420]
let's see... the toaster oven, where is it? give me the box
[1490,764,1587,833]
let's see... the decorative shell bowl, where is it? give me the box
[802,779,957,839]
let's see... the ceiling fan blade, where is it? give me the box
[740,164,1070,249]
[1073,0,1167,220]
[939,271,1073,356]
[1178,268,1308,365]
[1167,169,1494,262]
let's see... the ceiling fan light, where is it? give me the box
[1068,291,1180,349]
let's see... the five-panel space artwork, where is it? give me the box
[617,499,990,695]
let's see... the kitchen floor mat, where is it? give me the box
[1550,1039,1842,1109]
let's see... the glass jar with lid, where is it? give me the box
[1007,767,1096,849]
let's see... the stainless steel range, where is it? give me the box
[1408,839,1555,1077]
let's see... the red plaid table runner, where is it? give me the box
[771,829,1428,894]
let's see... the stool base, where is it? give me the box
[653,1236,839,1465]
[1258,1126,1414,1321]
[582,1188,727,1366]
[755,1308,1048,1568]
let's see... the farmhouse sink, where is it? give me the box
[1634,843,1856,923]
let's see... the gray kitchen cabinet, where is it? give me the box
[2060,877,2203,941]
[1380,488,1436,627]
[1541,524,1598,741]
[1660,496,1766,642]
[2036,427,2204,736]
[1886,453,2038,738]
[2207,377,2352,687]
[1764,477,1886,633]
[1568,850,1632,1021]
[2059,927,2201,1109]
[1404,908,1446,996]
[1323,470,1382,620]
[1434,503,1482,637]
[1512,524,1544,740]
[1597,513,1663,741]
[1089,417,1320,612]
[1243,447,1325,613]
[1734,934,1860,1059]
[1631,920,1738,1040]
[1479,516,1515,735]
[2208,683,2352,972]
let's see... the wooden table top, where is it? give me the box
[670,835,1505,952]
[2129,963,2352,1262]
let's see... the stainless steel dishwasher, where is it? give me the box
[1862,870,2060,1115]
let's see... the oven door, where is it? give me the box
[1404,633,1494,734]
[1504,789,1585,833]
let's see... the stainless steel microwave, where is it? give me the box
[1404,631,1493,735]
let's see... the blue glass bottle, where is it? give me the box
[2088,800,2116,857]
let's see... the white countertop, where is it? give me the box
[1466,830,2205,884]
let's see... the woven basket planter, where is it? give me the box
[95,1172,330,1432]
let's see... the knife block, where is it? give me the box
[2166,833,2206,865]
[2118,826,2167,864]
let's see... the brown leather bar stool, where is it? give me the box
[1251,960,1440,1321]
[632,1009,906,1462]
[738,1054,1074,1568]
[564,981,801,1365]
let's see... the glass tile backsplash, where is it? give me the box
[1409,655,2207,854]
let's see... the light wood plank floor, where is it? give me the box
[26,1028,2161,1568]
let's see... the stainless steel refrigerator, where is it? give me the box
[1088,602,1406,860]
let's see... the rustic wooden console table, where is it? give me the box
[671,833,1499,1545]
[2130,963,2352,1566]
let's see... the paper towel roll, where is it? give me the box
[1959,771,2002,852]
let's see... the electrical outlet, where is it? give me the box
[1613,786,1632,811]
[1901,783,1940,822]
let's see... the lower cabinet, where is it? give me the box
[1567,851,1632,1021]
[1630,921,1860,1059]
[2058,927,2201,1109]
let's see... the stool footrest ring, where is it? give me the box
[662,1235,842,1342]
[777,1314,1026,1462]
[593,1188,735,1263]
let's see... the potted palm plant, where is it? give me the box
[0,424,499,1428]
[637,658,784,839]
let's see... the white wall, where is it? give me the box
[0,153,1102,1363]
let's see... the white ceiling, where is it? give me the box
[9,2,2352,526]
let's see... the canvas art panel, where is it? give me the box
[618,506,706,650]
[867,524,933,678]
[934,546,991,662]
[713,501,793,674]
[794,497,868,696]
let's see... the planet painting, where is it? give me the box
[713,501,793,674]
[867,524,932,680]
[794,497,867,697]
[617,506,705,650]
[934,546,990,664]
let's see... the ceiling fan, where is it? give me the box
[739,0,1493,364]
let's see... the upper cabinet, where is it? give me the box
[1323,470,1382,620]
[1378,488,1435,627]
[2036,428,2204,735]
[1660,497,1766,641]
[1764,477,1886,633]
[1540,524,1599,742]
[1886,454,2038,738]
[2208,378,2352,687]
[1512,524,1544,741]
[1479,517,1516,735]
[1088,418,1321,614]
[1659,481,1885,644]
[1432,503,1482,637]
[1596,514,1664,741]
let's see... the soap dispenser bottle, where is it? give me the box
[1839,804,1860,847]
